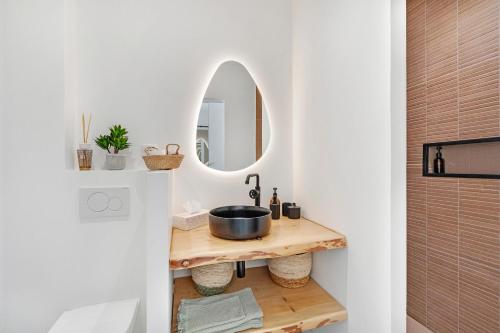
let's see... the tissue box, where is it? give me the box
[173,209,209,231]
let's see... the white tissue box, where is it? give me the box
[173,209,209,231]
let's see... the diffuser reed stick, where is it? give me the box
[81,114,92,144]
[85,114,91,144]
[81,114,86,143]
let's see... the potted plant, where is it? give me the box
[95,125,131,170]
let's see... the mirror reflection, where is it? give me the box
[196,61,270,171]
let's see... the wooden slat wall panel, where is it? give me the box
[407,0,500,332]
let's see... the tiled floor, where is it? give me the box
[407,316,433,333]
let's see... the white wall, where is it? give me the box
[0,0,292,332]
[390,1,407,332]
[0,0,6,329]
[1,1,408,332]
[205,61,257,171]
[70,0,293,211]
[292,1,394,332]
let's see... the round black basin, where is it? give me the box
[209,205,272,240]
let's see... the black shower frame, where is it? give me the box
[422,136,500,179]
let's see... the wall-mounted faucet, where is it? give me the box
[245,173,260,207]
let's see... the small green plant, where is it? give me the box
[95,125,131,154]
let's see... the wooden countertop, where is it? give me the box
[170,217,347,270]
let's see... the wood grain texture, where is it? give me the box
[171,266,347,333]
[170,217,347,270]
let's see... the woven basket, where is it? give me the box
[191,262,234,296]
[268,253,312,288]
[143,144,184,170]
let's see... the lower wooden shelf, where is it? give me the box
[172,266,347,333]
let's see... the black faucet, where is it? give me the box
[236,173,261,279]
[245,173,261,206]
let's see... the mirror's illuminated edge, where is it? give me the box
[194,61,271,172]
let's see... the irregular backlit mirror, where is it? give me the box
[196,61,270,171]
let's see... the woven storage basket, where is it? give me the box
[268,253,312,288]
[143,144,184,170]
[191,262,234,296]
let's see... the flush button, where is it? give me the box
[79,187,130,220]
[87,192,109,212]
[108,197,123,211]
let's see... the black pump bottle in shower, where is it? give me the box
[433,146,445,174]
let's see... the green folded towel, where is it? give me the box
[177,288,263,333]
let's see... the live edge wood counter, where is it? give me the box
[172,266,347,333]
[170,217,347,270]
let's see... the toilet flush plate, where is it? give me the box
[79,187,130,220]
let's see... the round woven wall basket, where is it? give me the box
[268,253,312,288]
[191,262,234,296]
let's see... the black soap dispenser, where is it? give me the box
[269,187,281,220]
[433,146,445,174]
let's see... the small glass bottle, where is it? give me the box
[269,187,281,220]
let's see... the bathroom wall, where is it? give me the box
[68,0,293,210]
[407,0,500,332]
[292,0,405,332]
[391,0,408,331]
[0,0,293,332]
[0,0,6,329]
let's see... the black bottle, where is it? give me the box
[433,146,445,174]
[269,187,281,220]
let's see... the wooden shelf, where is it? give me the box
[172,266,347,333]
[170,217,347,270]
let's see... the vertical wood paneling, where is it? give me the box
[407,0,500,332]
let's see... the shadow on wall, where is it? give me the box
[311,250,348,333]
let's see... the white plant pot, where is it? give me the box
[105,154,127,170]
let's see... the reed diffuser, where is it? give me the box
[77,114,93,170]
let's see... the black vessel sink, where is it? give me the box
[209,205,272,240]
